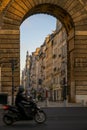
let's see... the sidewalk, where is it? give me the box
[37,100,86,107]
[0,100,86,109]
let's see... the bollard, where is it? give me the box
[63,99,67,107]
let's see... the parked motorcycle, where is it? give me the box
[2,100,47,125]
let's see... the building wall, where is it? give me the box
[47,20,67,101]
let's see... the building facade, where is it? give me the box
[21,51,31,91]
[22,20,67,101]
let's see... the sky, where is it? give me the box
[20,14,57,71]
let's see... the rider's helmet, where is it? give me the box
[18,85,24,93]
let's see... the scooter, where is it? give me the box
[2,100,47,125]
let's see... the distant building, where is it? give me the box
[21,51,31,91]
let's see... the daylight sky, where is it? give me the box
[20,14,57,71]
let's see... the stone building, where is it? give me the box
[30,48,40,90]
[52,20,67,101]
[21,68,26,89]
[22,20,67,101]
[40,20,67,101]
[44,35,54,100]
[1,0,87,104]
[21,51,31,91]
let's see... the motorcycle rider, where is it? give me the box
[15,85,29,117]
[3,85,46,125]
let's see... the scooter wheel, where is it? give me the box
[34,111,46,124]
[3,115,13,125]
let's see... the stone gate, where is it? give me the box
[0,0,87,102]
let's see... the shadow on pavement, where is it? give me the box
[1,121,48,129]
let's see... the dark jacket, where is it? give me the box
[15,92,27,106]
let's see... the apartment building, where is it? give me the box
[52,21,67,101]
[21,51,31,90]
[30,51,38,89]
[22,20,67,101]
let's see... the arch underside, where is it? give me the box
[22,4,74,34]
[0,0,87,102]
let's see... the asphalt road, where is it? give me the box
[0,107,87,130]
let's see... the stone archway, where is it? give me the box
[0,0,87,103]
